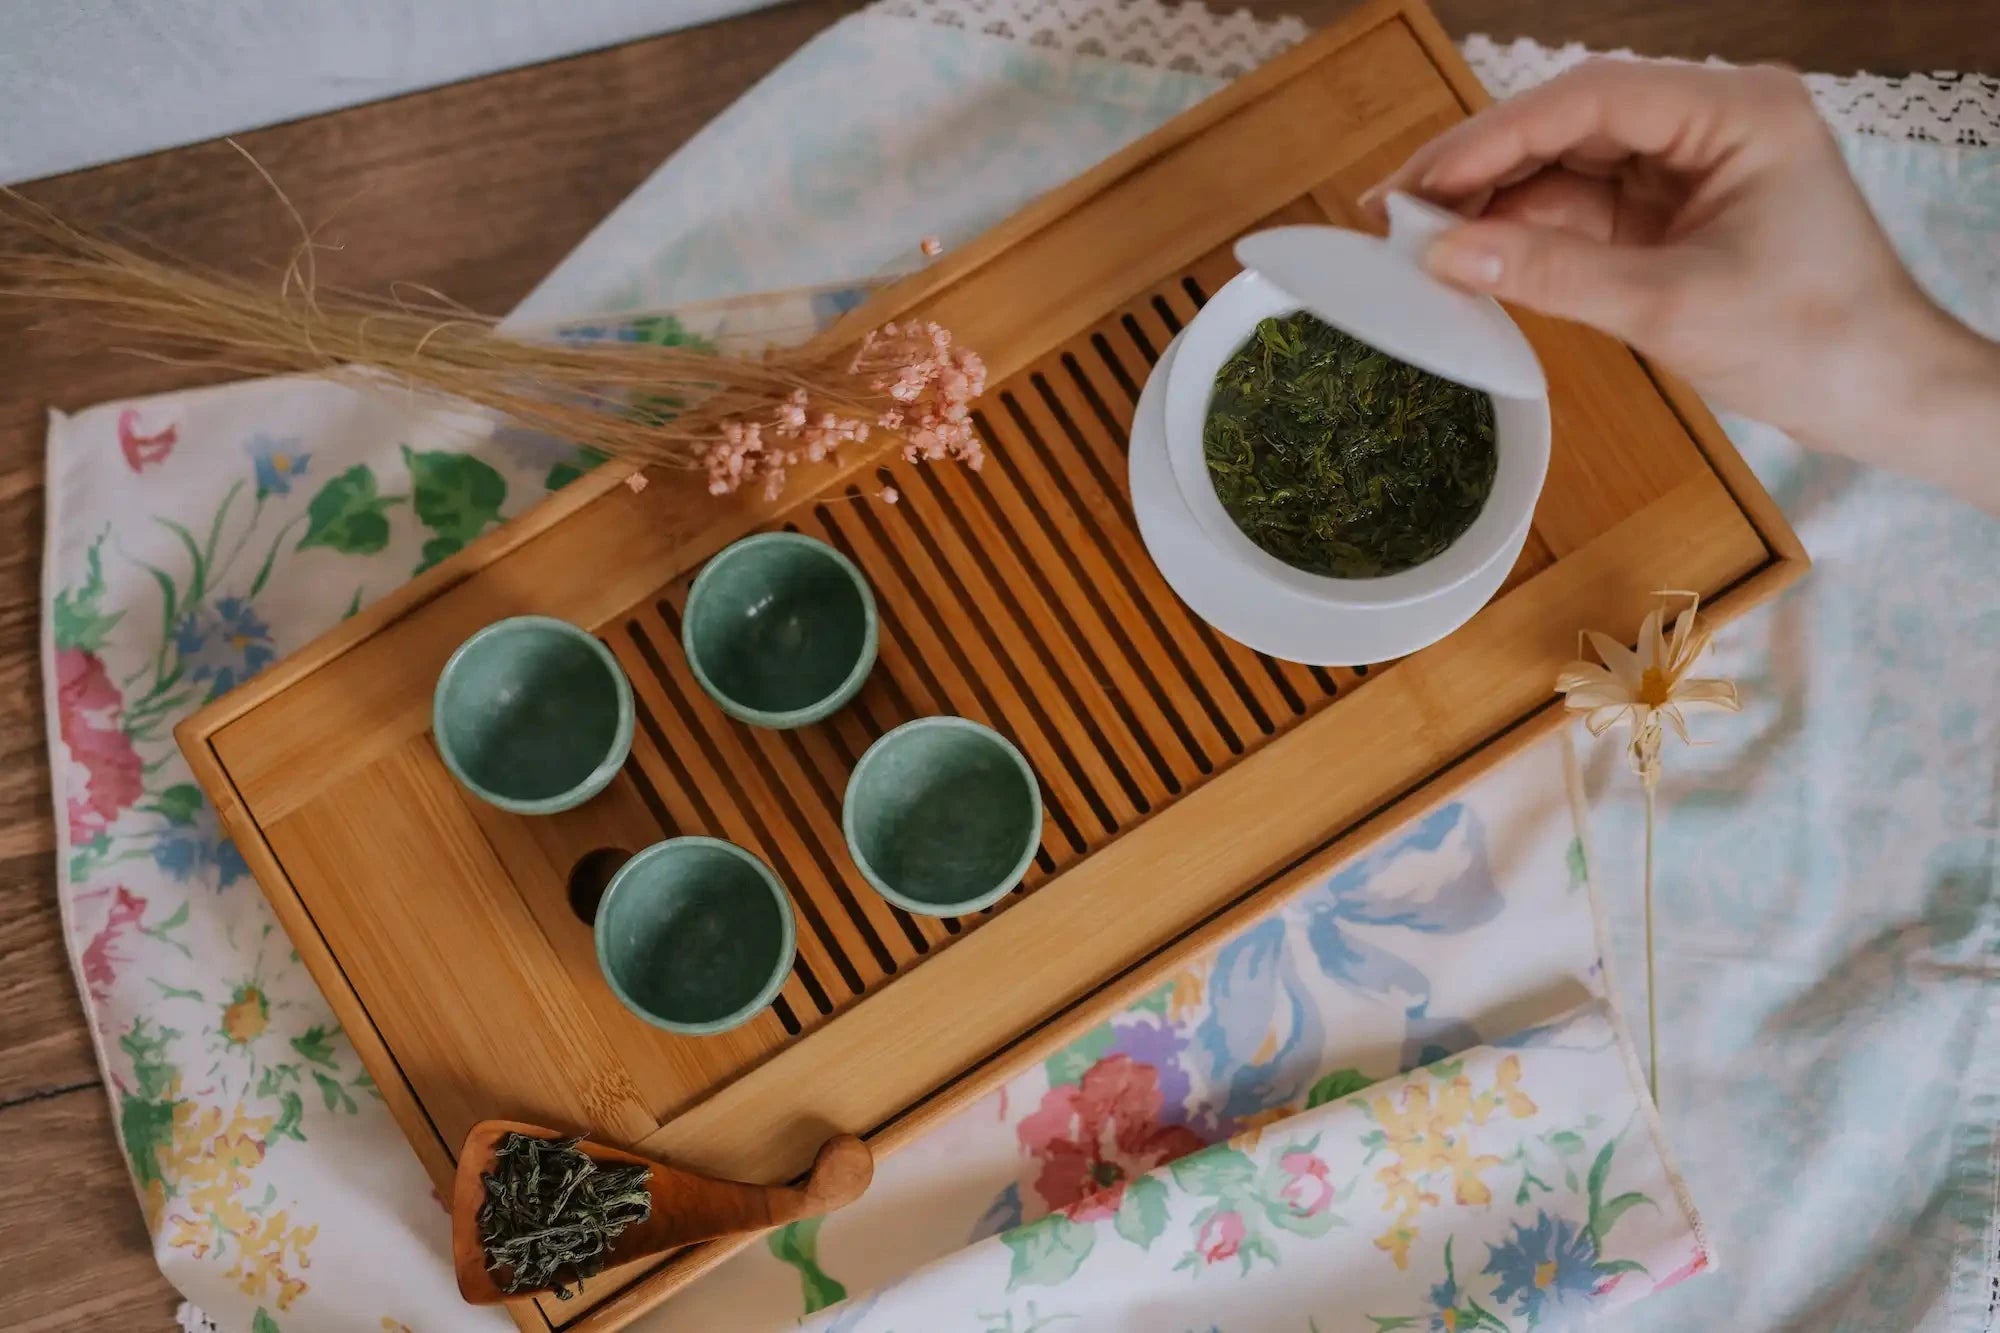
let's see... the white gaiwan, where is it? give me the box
[1131,192,1552,665]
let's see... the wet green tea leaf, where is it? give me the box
[1203,313,1496,578]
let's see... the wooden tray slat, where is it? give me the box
[178,6,1806,1327]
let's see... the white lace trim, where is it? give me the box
[869,4,2000,147]
[1464,35,2000,146]
[175,1303,222,1333]
[864,0,1306,80]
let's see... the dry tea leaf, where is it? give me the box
[479,1132,652,1299]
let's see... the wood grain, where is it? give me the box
[0,0,1974,1325]
[0,1088,179,1332]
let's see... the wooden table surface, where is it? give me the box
[1,1,1991,1325]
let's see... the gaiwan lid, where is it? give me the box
[1232,192,1546,402]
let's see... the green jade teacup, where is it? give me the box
[681,532,878,729]
[593,837,797,1035]
[842,717,1043,916]
[432,615,634,815]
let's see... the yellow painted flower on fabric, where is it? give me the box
[1362,1061,1536,1269]
[1493,1055,1537,1119]
[1375,1221,1419,1270]
[1555,590,1740,784]
[220,985,270,1046]
[1166,969,1205,1021]
[1231,1102,1301,1150]
[226,1207,318,1309]
[1438,1136,1505,1206]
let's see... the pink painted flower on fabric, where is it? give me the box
[116,408,177,472]
[1018,1054,1205,1222]
[1197,1209,1246,1264]
[1277,1151,1336,1218]
[57,647,143,845]
[77,885,147,1007]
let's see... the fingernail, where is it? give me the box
[1357,182,1385,208]
[1426,237,1503,289]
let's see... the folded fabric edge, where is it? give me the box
[803,990,1708,1329]
[39,404,192,1282]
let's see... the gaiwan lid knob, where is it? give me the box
[1232,192,1547,402]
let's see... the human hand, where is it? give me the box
[1363,60,2000,508]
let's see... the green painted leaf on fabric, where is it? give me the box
[417,534,463,572]
[153,783,204,826]
[1585,1137,1656,1250]
[1566,836,1588,891]
[52,532,124,651]
[1130,982,1172,1017]
[314,1068,358,1114]
[343,587,366,620]
[1003,1212,1094,1291]
[1594,1257,1651,1278]
[546,446,609,493]
[120,1017,180,1101]
[1113,1174,1169,1250]
[290,1024,339,1068]
[256,1064,300,1097]
[1305,1068,1374,1109]
[1044,1024,1116,1088]
[1593,1190,1656,1244]
[768,1218,846,1313]
[120,1092,179,1189]
[271,1090,307,1143]
[404,446,505,572]
[297,465,401,555]
[626,313,714,351]
[1168,1144,1257,1197]
[252,1309,281,1333]
[1547,1130,1586,1156]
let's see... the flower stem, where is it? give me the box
[1643,781,1658,1107]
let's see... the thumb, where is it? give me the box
[1423,219,1679,343]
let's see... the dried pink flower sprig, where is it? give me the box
[703,320,988,501]
[0,190,990,506]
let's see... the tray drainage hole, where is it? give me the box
[568,847,632,924]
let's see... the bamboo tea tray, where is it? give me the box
[178,3,1806,1327]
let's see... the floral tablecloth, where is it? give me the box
[41,4,1999,1331]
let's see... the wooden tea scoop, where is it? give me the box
[451,1118,874,1305]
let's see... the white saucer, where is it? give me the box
[1128,334,1528,666]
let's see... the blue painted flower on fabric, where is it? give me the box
[1484,1212,1603,1326]
[1192,916,1323,1132]
[1297,802,1503,1070]
[174,597,276,698]
[968,1181,1023,1244]
[150,803,248,889]
[245,433,310,497]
